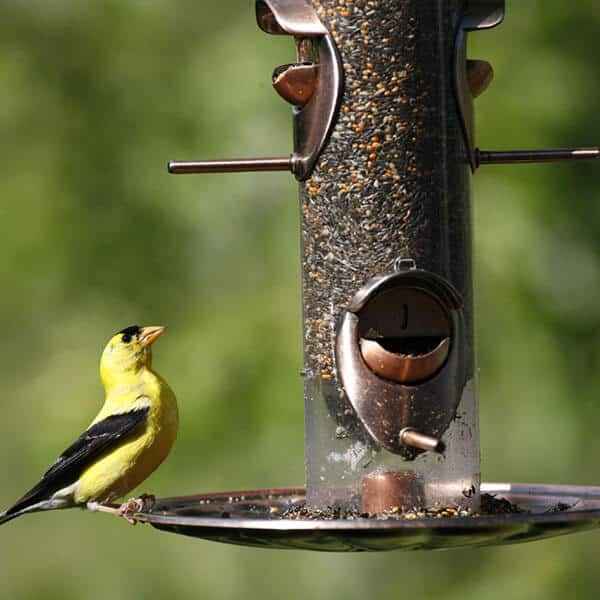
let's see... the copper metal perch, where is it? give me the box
[399,428,445,454]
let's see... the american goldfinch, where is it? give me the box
[0,325,178,525]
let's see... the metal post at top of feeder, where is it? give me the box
[125,1,600,551]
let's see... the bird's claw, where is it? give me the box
[118,494,156,525]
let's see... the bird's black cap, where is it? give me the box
[119,325,141,336]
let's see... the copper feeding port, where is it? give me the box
[358,287,451,384]
[272,63,318,106]
[467,59,494,98]
[360,337,450,383]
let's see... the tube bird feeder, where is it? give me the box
[133,0,600,550]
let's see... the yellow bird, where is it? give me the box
[0,325,178,525]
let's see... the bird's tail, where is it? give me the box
[0,496,78,526]
[0,509,22,526]
[0,501,55,526]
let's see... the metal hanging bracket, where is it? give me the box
[168,0,342,181]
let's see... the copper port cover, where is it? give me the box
[360,337,450,384]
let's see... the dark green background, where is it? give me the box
[1,1,599,598]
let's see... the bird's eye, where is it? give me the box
[122,333,132,344]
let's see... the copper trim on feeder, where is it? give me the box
[255,0,327,37]
[467,59,494,98]
[360,337,450,384]
[361,470,425,514]
[272,63,318,106]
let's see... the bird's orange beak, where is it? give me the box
[139,325,166,347]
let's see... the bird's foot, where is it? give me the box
[118,494,156,525]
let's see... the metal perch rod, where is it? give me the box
[477,147,600,165]
[168,157,292,174]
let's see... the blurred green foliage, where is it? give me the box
[1,1,600,598]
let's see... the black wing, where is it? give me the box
[6,406,149,516]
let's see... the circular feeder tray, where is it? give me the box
[132,483,600,551]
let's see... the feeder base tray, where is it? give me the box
[132,483,600,551]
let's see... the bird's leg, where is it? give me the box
[87,500,137,525]
[86,501,122,516]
